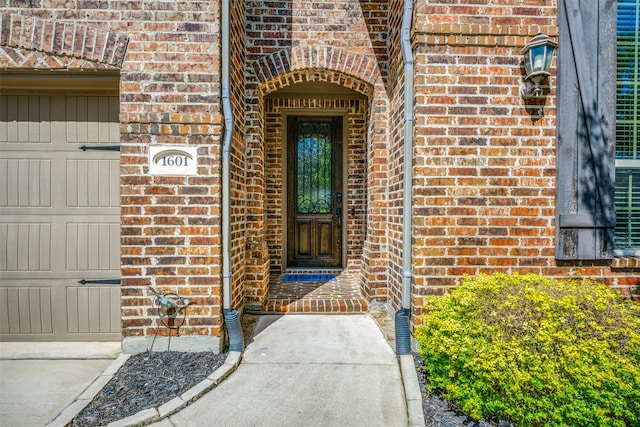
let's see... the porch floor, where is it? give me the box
[262,270,369,313]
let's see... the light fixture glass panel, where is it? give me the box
[531,46,546,72]
[524,52,533,76]
[544,47,554,71]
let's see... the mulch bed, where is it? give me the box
[72,350,226,427]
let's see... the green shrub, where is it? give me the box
[415,273,640,427]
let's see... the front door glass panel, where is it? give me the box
[296,122,332,214]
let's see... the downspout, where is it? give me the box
[395,0,414,355]
[221,0,244,352]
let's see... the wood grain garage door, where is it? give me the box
[0,94,121,341]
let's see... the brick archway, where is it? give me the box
[244,46,389,309]
[252,46,380,97]
[1,13,128,69]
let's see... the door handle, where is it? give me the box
[336,207,342,228]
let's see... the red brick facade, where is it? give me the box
[1,0,638,349]
[2,2,227,350]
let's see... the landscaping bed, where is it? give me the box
[72,350,226,426]
[414,273,640,427]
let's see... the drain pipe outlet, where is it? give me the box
[396,0,414,356]
[223,308,244,352]
[221,0,243,352]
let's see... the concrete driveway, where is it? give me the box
[0,342,120,427]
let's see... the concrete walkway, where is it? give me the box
[151,314,409,427]
[1,313,423,427]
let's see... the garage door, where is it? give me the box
[0,93,121,341]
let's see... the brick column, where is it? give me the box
[119,2,224,353]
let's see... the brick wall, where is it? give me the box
[1,2,227,349]
[384,0,407,310]
[410,1,639,321]
[230,0,248,311]
[3,0,637,343]
[119,2,224,346]
[244,0,392,301]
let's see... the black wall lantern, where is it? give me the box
[520,32,558,99]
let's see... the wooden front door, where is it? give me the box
[287,115,343,268]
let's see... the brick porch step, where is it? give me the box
[263,297,369,313]
[262,271,369,313]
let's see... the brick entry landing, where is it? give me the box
[263,270,369,313]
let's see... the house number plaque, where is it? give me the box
[149,146,198,175]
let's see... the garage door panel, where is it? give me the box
[74,287,89,333]
[63,96,118,144]
[0,159,52,207]
[0,287,53,334]
[99,161,110,206]
[88,161,100,206]
[18,96,29,142]
[0,223,51,271]
[89,287,101,333]
[66,160,78,206]
[99,97,111,143]
[6,288,20,333]
[67,286,119,334]
[0,281,121,340]
[1,96,18,141]
[100,287,113,332]
[51,96,68,143]
[28,96,41,142]
[109,98,119,140]
[39,96,52,142]
[66,223,119,271]
[0,224,5,271]
[67,159,119,208]
[0,288,8,333]
[0,97,7,140]
[101,160,117,206]
[32,159,51,206]
[18,289,31,332]
[67,96,82,143]
[72,159,88,206]
[0,95,52,143]
[28,223,50,270]
[18,159,30,206]
[0,92,120,341]
[99,224,114,270]
[5,161,19,205]
[27,287,53,334]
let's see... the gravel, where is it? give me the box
[412,353,511,427]
[72,350,226,427]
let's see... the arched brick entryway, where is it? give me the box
[243,46,390,312]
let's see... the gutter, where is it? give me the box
[221,0,244,352]
[395,0,414,355]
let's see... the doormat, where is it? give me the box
[283,274,337,283]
